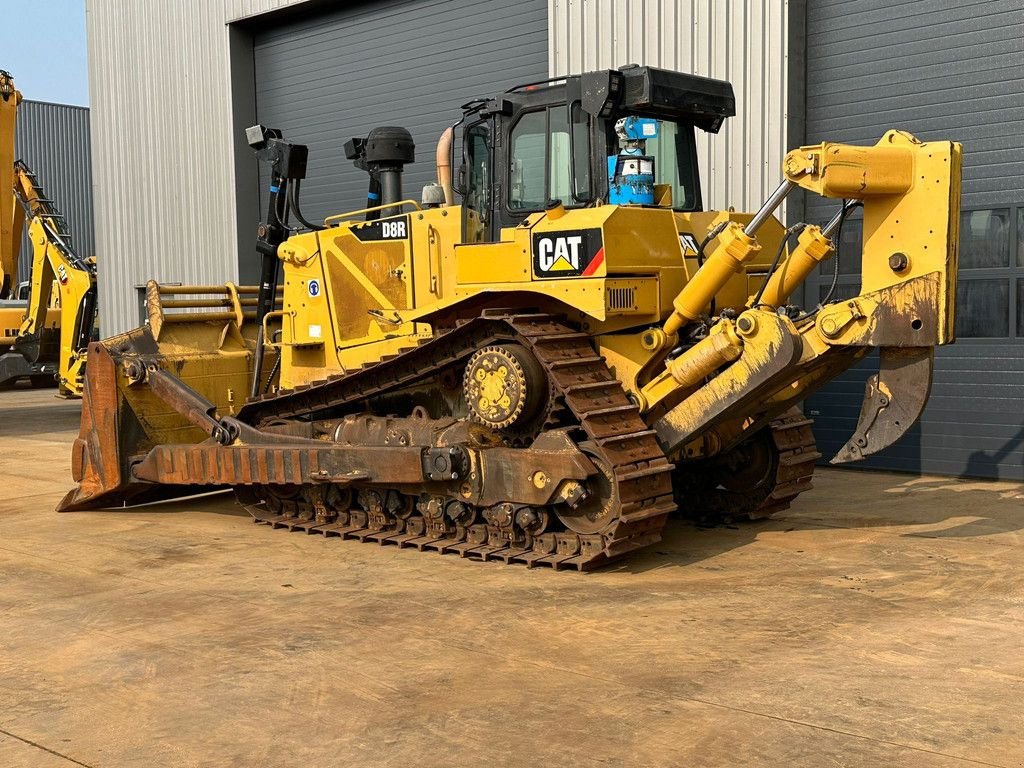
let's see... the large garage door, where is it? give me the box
[252,0,548,222]
[803,0,1024,479]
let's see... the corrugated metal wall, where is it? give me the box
[86,0,308,335]
[802,0,1024,480]
[548,0,790,214]
[14,100,94,284]
[252,0,548,223]
[89,0,791,333]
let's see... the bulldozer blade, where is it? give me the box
[58,340,219,511]
[58,310,260,512]
[831,346,934,464]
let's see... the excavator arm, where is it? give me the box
[0,70,22,298]
[12,161,98,397]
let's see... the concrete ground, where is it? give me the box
[0,388,1021,768]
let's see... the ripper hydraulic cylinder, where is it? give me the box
[663,180,795,337]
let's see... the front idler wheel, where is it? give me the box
[554,444,619,535]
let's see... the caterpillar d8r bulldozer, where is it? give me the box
[60,66,961,570]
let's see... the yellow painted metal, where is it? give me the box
[638,318,743,412]
[666,320,743,388]
[262,130,957,426]
[662,221,761,337]
[14,168,97,397]
[0,71,21,298]
[323,199,422,225]
[81,122,959,476]
[785,130,961,345]
[144,280,269,345]
[0,305,59,346]
[108,281,271,440]
[596,330,660,401]
[754,225,833,308]
[783,137,914,198]
[0,74,99,396]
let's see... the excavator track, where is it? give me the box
[242,313,676,570]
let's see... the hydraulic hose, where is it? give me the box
[750,223,808,308]
[288,180,324,231]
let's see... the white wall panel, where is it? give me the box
[86,0,307,334]
[549,0,790,215]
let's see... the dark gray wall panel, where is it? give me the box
[14,100,94,284]
[252,0,548,225]
[804,0,1024,480]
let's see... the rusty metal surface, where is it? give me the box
[145,368,222,438]
[61,313,677,570]
[815,273,942,348]
[832,347,934,464]
[58,336,241,513]
[237,313,677,570]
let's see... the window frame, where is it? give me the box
[505,105,592,214]
[954,203,1022,341]
[461,117,494,243]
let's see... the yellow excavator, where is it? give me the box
[0,70,97,397]
[61,66,961,570]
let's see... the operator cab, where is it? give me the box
[457,65,736,243]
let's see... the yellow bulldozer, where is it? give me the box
[60,66,961,570]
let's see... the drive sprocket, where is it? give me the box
[463,343,546,430]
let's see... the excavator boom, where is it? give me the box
[0,70,20,299]
[11,160,98,396]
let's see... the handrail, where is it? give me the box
[324,199,422,226]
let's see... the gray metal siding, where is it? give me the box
[549,0,792,215]
[251,0,548,223]
[13,100,94,284]
[86,0,311,336]
[803,0,1024,480]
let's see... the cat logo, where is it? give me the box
[537,235,583,272]
[678,233,700,255]
[532,228,604,278]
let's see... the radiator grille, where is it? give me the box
[607,286,636,311]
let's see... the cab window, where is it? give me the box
[463,121,490,243]
[509,104,592,211]
[644,121,701,211]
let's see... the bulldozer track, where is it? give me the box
[750,409,820,519]
[242,313,677,570]
[678,406,820,524]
